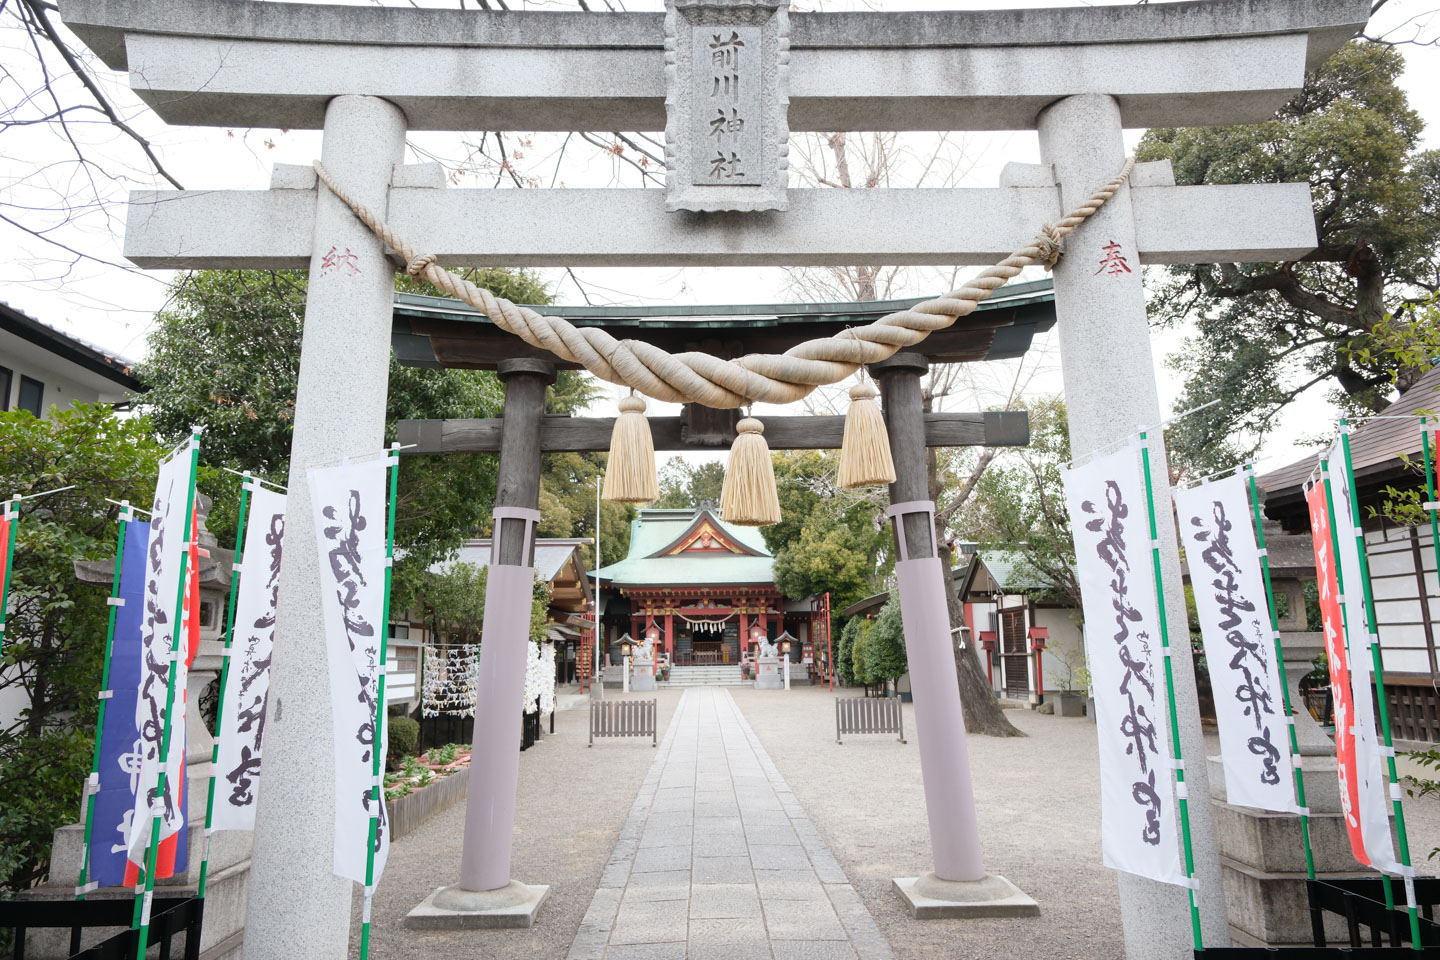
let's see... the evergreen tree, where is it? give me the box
[1135,41,1440,471]
[863,594,908,691]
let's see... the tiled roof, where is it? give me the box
[592,507,775,588]
[1260,365,1440,496]
[1258,364,1440,529]
[0,301,143,391]
[975,551,1063,593]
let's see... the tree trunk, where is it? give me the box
[937,540,1025,737]
[919,412,1022,738]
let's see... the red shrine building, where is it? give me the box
[591,504,829,678]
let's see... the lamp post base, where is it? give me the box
[405,881,550,929]
[892,872,1040,920]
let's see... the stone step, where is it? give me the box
[661,666,748,687]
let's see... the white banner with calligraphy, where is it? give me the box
[126,445,194,866]
[213,486,286,833]
[1063,446,1186,887]
[1174,476,1299,814]
[309,458,390,885]
[1328,440,1402,873]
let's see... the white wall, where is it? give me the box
[1,327,125,414]
[1034,607,1086,694]
[1364,525,1440,677]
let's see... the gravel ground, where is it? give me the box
[348,683,1440,960]
[349,688,685,960]
[731,685,1440,960]
[731,686,1120,960]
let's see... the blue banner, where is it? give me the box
[89,520,189,887]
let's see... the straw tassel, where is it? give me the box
[720,417,781,527]
[602,394,659,503]
[837,382,896,488]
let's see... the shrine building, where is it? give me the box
[592,503,828,678]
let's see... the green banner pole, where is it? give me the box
[1244,468,1318,878]
[1139,433,1203,952]
[1337,423,1423,949]
[1419,419,1440,651]
[133,429,202,954]
[76,504,133,900]
[0,495,19,661]
[198,474,252,900]
[359,445,401,960]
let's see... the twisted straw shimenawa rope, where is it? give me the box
[313,157,1135,408]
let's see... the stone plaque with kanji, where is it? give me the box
[664,0,789,212]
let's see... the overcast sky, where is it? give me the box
[1,0,1436,474]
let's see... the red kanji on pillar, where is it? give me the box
[1095,240,1132,276]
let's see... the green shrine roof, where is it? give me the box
[591,506,776,589]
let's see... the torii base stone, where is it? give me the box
[894,873,1040,920]
[406,881,551,930]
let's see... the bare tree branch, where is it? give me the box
[18,0,184,190]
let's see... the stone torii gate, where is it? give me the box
[57,0,1369,957]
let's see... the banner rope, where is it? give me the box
[312,157,1135,408]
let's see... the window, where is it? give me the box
[388,622,410,641]
[0,365,11,411]
[392,647,419,677]
[17,376,44,416]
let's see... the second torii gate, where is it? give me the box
[58,0,1369,957]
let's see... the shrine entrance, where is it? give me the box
[62,0,1366,955]
[685,636,725,665]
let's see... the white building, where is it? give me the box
[958,551,1085,711]
[1,303,144,735]
[1259,364,1440,746]
[1,302,141,415]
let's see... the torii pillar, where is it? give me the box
[406,359,555,927]
[1039,93,1229,955]
[874,352,1039,919]
[244,94,406,960]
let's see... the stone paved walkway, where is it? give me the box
[566,687,895,960]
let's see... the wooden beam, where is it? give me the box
[397,410,1028,453]
[404,315,1009,370]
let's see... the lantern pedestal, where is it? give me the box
[630,657,657,692]
[753,656,783,690]
[892,872,1040,920]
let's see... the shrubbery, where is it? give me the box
[836,617,859,687]
[863,594,908,690]
[387,716,420,769]
[849,618,873,690]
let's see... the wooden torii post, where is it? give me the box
[58,0,1368,955]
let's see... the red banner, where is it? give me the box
[1306,481,1367,864]
[0,515,11,593]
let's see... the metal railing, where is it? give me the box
[0,895,202,960]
